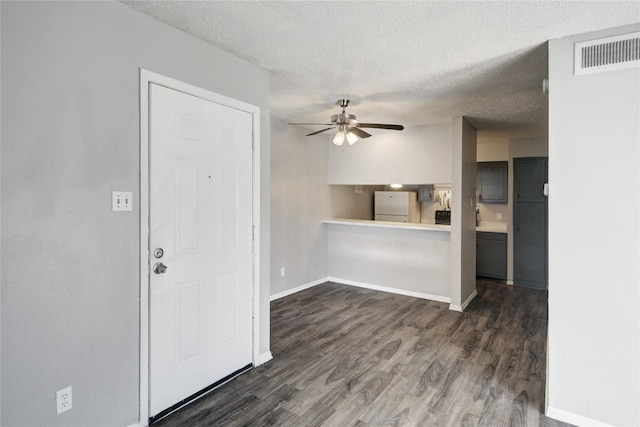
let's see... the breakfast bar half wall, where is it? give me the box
[321,117,478,312]
[325,219,452,305]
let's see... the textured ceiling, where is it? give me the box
[123,1,640,135]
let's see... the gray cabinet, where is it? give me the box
[477,161,508,204]
[476,231,507,280]
[418,185,434,202]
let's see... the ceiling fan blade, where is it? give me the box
[357,123,405,131]
[288,122,333,126]
[306,127,334,136]
[349,127,371,138]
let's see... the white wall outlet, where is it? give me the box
[112,191,132,212]
[56,386,72,415]
[497,213,502,220]
[280,267,285,277]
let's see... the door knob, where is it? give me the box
[153,262,168,274]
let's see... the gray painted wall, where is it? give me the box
[450,117,478,308]
[547,24,639,426]
[271,122,456,301]
[274,120,468,307]
[1,2,270,426]
[270,119,328,296]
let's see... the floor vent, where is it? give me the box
[574,32,640,75]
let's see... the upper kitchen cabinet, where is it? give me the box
[477,161,508,204]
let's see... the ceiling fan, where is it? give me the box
[288,99,404,146]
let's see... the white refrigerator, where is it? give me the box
[374,191,421,223]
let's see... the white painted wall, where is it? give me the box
[1,3,270,426]
[270,119,329,296]
[328,123,452,185]
[547,24,640,426]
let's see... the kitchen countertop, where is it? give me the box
[324,218,451,232]
[476,222,508,233]
[324,219,508,233]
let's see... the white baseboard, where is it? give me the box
[546,406,614,427]
[449,289,477,312]
[257,351,273,365]
[463,289,477,310]
[328,277,451,304]
[270,277,328,301]
[271,276,452,306]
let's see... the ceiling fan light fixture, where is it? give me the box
[346,131,359,145]
[289,99,404,144]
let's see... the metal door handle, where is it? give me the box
[153,262,168,274]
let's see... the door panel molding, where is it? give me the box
[139,69,261,425]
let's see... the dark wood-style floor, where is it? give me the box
[154,280,572,426]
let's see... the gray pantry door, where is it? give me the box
[513,157,548,289]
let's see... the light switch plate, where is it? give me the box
[112,191,132,212]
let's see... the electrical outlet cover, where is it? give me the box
[56,386,72,414]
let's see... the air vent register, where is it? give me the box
[574,32,640,75]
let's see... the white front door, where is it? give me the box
[148,83,254,418]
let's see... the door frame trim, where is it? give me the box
[138,69,261,425]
